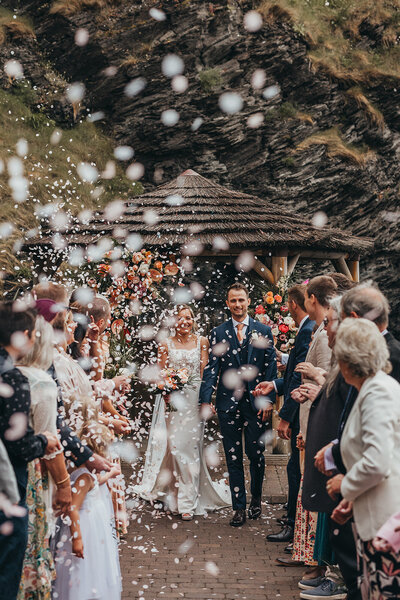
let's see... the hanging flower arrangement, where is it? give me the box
[82,248,181,377]
[254,291,297,352]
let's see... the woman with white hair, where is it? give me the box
[17,316,70,600]
[327,318,400,600]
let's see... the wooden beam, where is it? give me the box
[332,257,353,280]
[294,250,348,260]
[287,254,300,276]
[346,259,359,282]
[271,256,288,284]
[253,258,275,285]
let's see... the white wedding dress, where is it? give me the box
[134,336,230,515]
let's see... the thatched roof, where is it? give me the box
[27,169,373,258]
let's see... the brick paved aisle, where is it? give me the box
[120,464,302,600]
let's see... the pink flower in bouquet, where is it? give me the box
[255,304,266,315]
[279,323,289,333]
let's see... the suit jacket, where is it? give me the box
[385,331,400,383]
[302,370,351,513]
[299,323,332,439]
[341,371,400,541]
[277,317,315,425]
[199,317,277,412]
[331,329,400,473]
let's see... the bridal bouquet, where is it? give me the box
[154,368,191,411]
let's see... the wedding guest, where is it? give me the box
[328,318,400,600]
[317,284,400,475]
[0,438,19,506]
[33,282,112,474]
[291,276,337,580]
[254,284,315,544]
[52,396,122,600]
[301,298,360,600]
[340,284,400,381]
[17,316,71,599]
[325,273,356,293]
[53,309,129,438]
[0,303,60,600]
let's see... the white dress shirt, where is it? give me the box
[232,315,249,344]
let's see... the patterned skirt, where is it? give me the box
[17,460,55,600]
[358,537,400,600]
[292,475,318,565]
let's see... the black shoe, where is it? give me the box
[230,509,246,527]
[266,525,294,542]
[284,542,294,554]
[248,498,262,520]
[277,517,288,526]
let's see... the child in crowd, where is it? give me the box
[52,396,122,600]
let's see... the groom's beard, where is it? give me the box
[229,308,248,321]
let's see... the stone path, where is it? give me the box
[120,464,301,600]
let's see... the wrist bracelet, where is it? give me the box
[56,475,70,487]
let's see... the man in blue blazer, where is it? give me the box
[199,283,277,527]
[254,284,315,542]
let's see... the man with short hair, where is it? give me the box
[0,302,60,599]
[200,282,277,527]
[254,284,315,542]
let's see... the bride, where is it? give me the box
[134,304,229,520]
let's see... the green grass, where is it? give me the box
[198,68,223,94]
[0,87,142,279]
[256,0,400,84]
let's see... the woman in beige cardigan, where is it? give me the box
[328,318,400,600]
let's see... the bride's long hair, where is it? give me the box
[174,304,198,333]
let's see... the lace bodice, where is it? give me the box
[166,336,201,379]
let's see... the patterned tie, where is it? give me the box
[236,322,244,344]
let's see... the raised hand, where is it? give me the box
[326,473,344,499]
[42,432,62,455]
[258,402,273,422]
[277,418,291,440]
[87,315,100,342]
[331,499,353,525]
[253,381,274,397]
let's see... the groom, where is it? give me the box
[200,283,277,527]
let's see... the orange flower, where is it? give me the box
[98,263,111,276]
[149,269,163,283]
[164,262,179,276]
[267,291,273,297]
[154,261,163,271]
[274,294,282,302]
[266,296,274,304]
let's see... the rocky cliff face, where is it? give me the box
[6,0,400,331]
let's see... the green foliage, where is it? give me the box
[257,0,400,83]
[0,86,141,280]
[282,156,296,168]
[278,101,298,119]
[9,81,38,107]
[198,68,222,94]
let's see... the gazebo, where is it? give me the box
[26,169,373,282]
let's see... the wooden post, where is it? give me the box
[271,255,288,284]
[332,256,353,280]
[253,258,275,285]
[287,253,300,276]
[346,259,360,282]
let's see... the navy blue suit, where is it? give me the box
[276,316,315,525]
[199,317,277,509]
